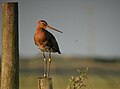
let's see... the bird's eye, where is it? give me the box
[42,22,47,26]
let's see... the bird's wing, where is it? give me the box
[45,30,61,53]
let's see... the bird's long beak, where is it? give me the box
[47,25,63,33]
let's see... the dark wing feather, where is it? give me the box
[45,30,61,54]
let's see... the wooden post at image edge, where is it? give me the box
[1,2,19,89]
[37,77,53,89]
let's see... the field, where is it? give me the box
[19,56,120,89]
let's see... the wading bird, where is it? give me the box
[34,20,62,77]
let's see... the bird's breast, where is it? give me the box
[34,29,47,46]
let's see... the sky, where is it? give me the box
[0,0,120,57]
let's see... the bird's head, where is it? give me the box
[38,20,48,28]
[38,20,63,33]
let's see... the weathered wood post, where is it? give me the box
[1,2,19,89]
[37,77,53,89]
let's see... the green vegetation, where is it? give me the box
[66,68,89,89]
[1,56,120,89]
[19,56,120,89]
[19,74,120,89]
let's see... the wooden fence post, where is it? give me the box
[1,2,19,89]
[37,77,53,89]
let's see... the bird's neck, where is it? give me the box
[36,27,45,34]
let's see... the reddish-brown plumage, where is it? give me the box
[34,20,62,54]
[34,27,47,51]
[34,20,62,77]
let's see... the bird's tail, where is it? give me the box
[58,50,61,54]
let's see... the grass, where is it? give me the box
[19,73,120,89]
[8,56,120,89]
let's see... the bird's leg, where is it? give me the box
[43,52,47,77]
[48,52,52,77]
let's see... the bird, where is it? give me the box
[34,20,63,77]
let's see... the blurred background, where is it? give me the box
[0,0,120,89]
